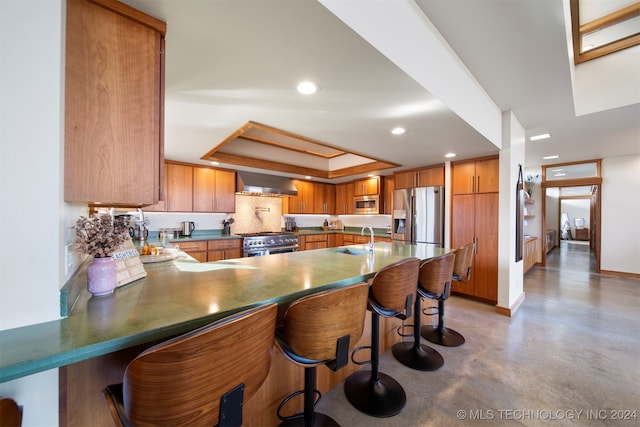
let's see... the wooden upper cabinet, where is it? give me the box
[335,182,355,214]
[288,179,315,214]
[193,167,215,212]
[193,167,236,213]
[452,157,499,195]
[213,169,236,213]
[314,183,335,214]
[394,165,444,189]
[64,0,166,206]
[475,158,499,193]
[416,166,444,187]
[165,163,193,212]
[354,177,379,196]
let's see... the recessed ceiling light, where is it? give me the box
[543,155,560,160]
[211,161,220,166]
[530,133,551,141]
[445,153,456,158]
[554,172,567,177]
[391,127,406,135]
[305,175,311,179]
[552,168,564,172]
[297,81,318,95]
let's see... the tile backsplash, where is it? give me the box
[232,195,283,234]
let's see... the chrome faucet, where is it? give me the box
[361,226,374,251]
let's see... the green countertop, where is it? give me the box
[0,242,447,383]
[161,227,392,243]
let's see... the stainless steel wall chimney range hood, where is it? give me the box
[236,171,298,197]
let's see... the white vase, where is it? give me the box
[86,257,117,296]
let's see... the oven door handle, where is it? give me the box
[265,245,299,254]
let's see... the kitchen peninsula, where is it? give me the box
[0,242,448,426]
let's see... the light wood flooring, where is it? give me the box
[315,243,640,426]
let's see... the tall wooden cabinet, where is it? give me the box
[64,0,166,206]
[451,157,499,303]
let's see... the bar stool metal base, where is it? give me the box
[344,370,406,418]
[421,325,465,347]
[279,412,340,427]
[391,341,444,371]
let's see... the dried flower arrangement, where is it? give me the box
[222,217,235,227]
[74,214,130,258]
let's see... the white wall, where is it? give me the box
[601,155,640,274]
[0,1,65,425]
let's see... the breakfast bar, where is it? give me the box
[0,242,448,426]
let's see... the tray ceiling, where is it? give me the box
[201,121,399,179]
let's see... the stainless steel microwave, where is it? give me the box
[354,195,380,214]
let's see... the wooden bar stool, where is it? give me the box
[420,248,465,347]
[0,397,22,427]
[275,282,369,427]
[344,257,420,418]
[421,243,472,346]
[102,303,277,427]
[391,254,451,371]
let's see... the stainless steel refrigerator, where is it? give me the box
[392,186,444,247]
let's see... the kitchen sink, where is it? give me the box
[331,247,372,256]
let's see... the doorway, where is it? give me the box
[540,160,602,272]
[544,186,599,270]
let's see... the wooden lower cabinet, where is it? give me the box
[177,240,207,262]
[176,239,242,262]
[207,239,242,261]
[59,313,413,426]
[342,234,390,245]
[451,193,498,303]
[524,237,537,273]
[299,234,329,251]
[177,238,242,262]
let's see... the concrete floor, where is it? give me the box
[315,243,640,426]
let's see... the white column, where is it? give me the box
[496,111,526,315]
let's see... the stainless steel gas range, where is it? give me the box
[241,232,299,257]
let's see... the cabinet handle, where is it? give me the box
[474,236,478,255]
[477,176,480,193]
